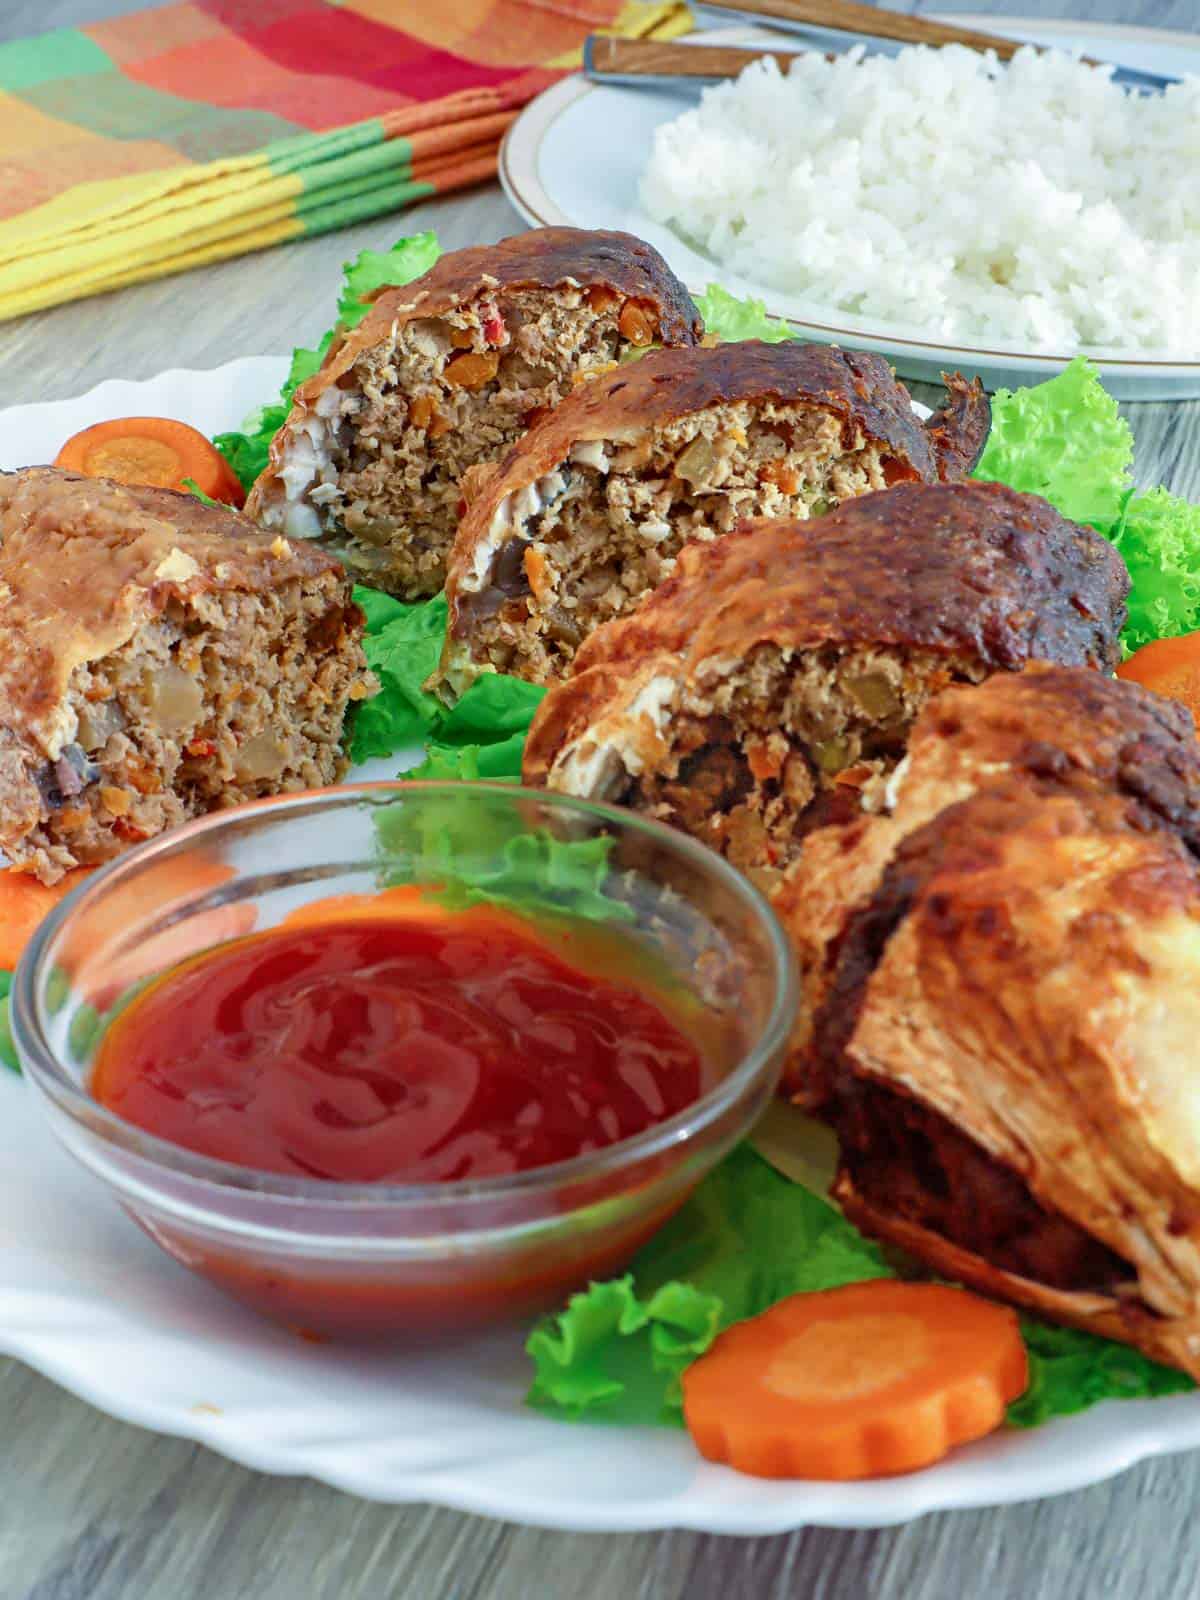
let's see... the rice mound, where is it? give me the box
[639,45,1200,355]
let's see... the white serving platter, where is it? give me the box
[1,362,1199,1532]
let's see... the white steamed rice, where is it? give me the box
[639,45,1200,354]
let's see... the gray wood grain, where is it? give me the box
[1,1,1199,1596]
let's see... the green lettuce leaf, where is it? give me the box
[407,733,527,782]
[434,674,547,748]
[527,1277,720,1422]
[973,355,1134,533]
[1009,1319,1193,1428]
[1115,487,1200,650]
[353,584,410,635]
[348,593,546,769]
[349,593,447,762]
[337,233,439,328]
[526,1145,892,1423]
[0,970,15,1074]
[376,781,633,925]
[214,234,442,492]
[695,283,794,344]
[407,676,546,778]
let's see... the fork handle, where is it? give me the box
[587,35,804,77]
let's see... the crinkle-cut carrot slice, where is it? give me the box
[54,417,245,507]
[682,1280,1028,1480]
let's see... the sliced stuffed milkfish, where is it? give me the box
[775,664,1200,1378]
[245,228,702,598]
[520,482,1128,884]
[0,467,374,884]
[433,342,990,696]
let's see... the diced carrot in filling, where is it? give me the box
[758,462,802,494]
[618,300,658,345]
[444,351,500,391]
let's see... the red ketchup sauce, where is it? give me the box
[91,906,703,1184]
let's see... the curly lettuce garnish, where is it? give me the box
[1114,488,1200,651]
[348,590,545,769]
[974,355,1134,533]
[695,282,793,344]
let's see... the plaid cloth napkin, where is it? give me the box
[0,0,691,322]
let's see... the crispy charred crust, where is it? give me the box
[833,1078,1132,1293]
[833,1177,1172,1362]
[0,467,351,752]
[923,372,991,481]
[523,483,1129,785]
[359,227,703,348]
[445,340,942,646]
[576,481,1126,675]
[921,664,1200,852]
[259,228,702,494]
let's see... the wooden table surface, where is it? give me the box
[3,1,1200,1595]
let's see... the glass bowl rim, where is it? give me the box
[13,781,799,1212]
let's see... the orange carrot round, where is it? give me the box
[1117,633,1200,728]
[0,857,255,1000]
[681,1280,1028,1480]
[0,868,95,971]
[54,417,245,507]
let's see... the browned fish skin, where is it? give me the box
[924,371,991,481]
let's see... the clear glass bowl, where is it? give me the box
[13,783,797,1339]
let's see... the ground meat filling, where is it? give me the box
[619,642,988,882]
[309,287,647,595]
[13,577,364,880]
[833,1080,1133,1294]
[459,403,894,683]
